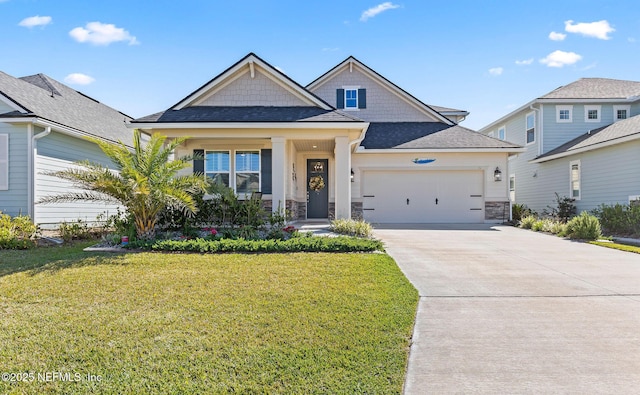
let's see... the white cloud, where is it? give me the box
[360,2,400,22]
[488,67,503,76]
[515,58,534,66]
[539,50,582,68]
[548,31,566,41]
[628,37,636,43]
[64,73,95,85]
[18,15,52,28]
[564,20,614,40]
[69,22,139,45]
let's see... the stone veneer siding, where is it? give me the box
[485,201,510,222]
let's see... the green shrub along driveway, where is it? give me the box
[0,243,418,394]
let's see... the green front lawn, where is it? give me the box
[590,240,640,254]
[0,244,418,394]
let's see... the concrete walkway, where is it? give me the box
[374,224,640,394]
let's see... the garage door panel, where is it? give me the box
[363,170,483,223]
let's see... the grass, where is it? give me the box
[0,243,418,394]
[590,241,640,254]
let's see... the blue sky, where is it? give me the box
[1,0,639,129]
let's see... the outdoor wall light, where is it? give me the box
[350,169,355,182]
[494,167,502,182]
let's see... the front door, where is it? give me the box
[307,159,329,218]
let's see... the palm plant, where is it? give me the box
[38,130,207,240]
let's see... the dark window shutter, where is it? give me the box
[261,149,272,194]
[336,89,345,109]
[358,88,366,109]
[193,149,204,175]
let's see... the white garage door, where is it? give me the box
[362,170,484,223]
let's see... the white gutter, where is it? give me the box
[29,126,51,219]
[357,147,526,154]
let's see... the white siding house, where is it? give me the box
[0,72,133,228]
[480,78,640,214]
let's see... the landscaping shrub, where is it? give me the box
[544,193,576,223]
[565,212,602,240]
[519,215,537,229]
[531,220,545,232]
[0,212,37,249]
[512,203,535,223]
[128,235,384,253]
[592,203,640,237]
[330,218,373,238]
[540,218,567,235]
[58,219,93,242]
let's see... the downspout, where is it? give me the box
[30,126,51,220]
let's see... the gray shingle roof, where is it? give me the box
[132,106,363,123]
[535,114,640,161]
[541,78,640,99]
[361,122,522,149]
[0,71,132,144]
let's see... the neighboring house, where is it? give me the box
[0,72,132,228]
[131,53,522,223]
[479,78,640,214]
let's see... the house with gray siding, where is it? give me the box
[0,72,132,228]
[479,78,640,214]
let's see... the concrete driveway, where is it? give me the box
[374,224,640,394]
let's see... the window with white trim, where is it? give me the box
[205,150,230,187]
[235,150,260,194]
[613,105,630,122]
[0,134,7,190]
[526,112,535,144]
[498,126,506,140]
[570,160,581,200]
[344,88,358,109]
[556,105,573,123]
[509,174,515,202]
[584,105,601,122]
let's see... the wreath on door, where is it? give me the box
[309,175,325,192]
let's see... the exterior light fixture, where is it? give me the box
[350,169,355,182]
[494,167,502,182]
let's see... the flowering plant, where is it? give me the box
[282,225,296,233]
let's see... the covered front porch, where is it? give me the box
[149,125,367,221]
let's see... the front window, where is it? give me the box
[345,89,358,109]
[498,126,506,140]
[570,160,581,200]
[526,112,535,144]
[205,150,230,187]
[584,105,601,122]
[0,134,7,190]
[235,151,260,194]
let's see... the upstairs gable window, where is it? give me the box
[336,87,366,110]
[498,126,506,140]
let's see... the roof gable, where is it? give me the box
[306,56,454,125]
[173,53,332,110]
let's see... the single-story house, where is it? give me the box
[0,72,132,227]
[130,53,523,223]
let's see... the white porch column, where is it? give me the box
[271,137,287,214]
[334,136,351,219]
